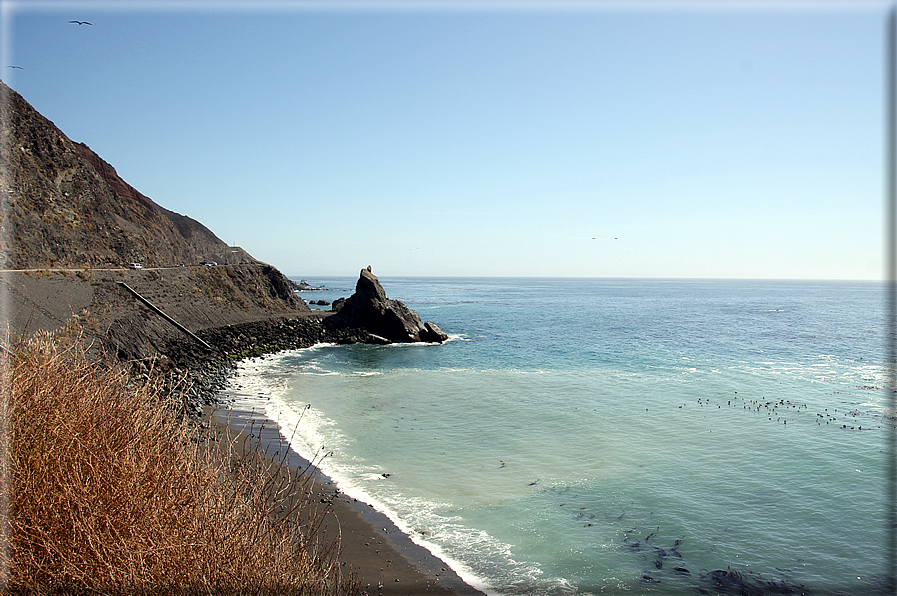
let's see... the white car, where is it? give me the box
[129,263,143,270]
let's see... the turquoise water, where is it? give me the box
[225,277,891,594]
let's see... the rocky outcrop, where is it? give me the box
[295,279,325,291]
[259,264,305,308]
[324,268,448,344]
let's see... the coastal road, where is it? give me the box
[0,265,216,273]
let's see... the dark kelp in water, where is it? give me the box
[696,568,811,595]
[623,529,814,595]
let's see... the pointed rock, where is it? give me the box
[324,268,446,343]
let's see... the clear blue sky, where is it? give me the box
[1,1,890,279]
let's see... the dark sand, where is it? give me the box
[210,403,487,596]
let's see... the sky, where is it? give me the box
[0,0,891,279]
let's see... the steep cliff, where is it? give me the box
[0,80,252,269]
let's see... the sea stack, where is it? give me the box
[324,268,448,344]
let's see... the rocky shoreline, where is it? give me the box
[156,312,402,419]
[72,267,449,420]
[147,314,327,419]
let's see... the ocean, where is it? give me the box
[223,277,891,595]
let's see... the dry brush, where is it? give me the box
[1,330,358,595]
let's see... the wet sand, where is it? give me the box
[209,403,486,596]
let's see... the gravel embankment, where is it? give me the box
[1,265,353,418]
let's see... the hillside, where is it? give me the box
[0,80,322,371]
[0,80,253,270]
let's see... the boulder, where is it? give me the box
[421,321,449,343]
[324,268,446,343]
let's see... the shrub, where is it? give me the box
[1,331,358,595]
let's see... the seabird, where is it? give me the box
[69,20,92,25]
[6,66,22,69]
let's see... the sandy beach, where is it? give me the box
[209,403,486,596]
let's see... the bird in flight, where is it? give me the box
[69,20,92,25]
[6,65,22,69]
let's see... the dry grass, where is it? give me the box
[0,330,359,595]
